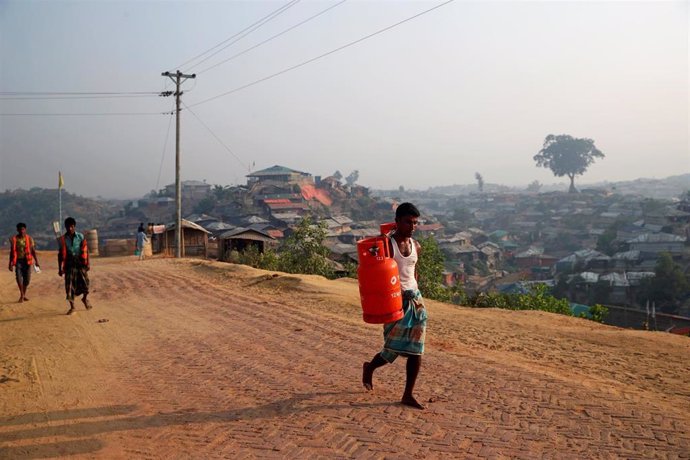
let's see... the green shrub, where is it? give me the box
[589,304,609,323]
[466,284,572,316]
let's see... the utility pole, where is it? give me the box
[161,70,195,258]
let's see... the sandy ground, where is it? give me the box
[0,252,688,459]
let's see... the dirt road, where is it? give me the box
[1,255,689,458]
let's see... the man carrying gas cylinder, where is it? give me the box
[362,202,427,409]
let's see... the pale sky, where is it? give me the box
[1,0,688,198]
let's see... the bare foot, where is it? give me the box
[18,297,24,303]
[82,298,93,310]
[362,362,373,391]
[401,395,425,410]
[22,296,29,302]
[66,308,75,315]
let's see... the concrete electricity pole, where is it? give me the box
[161,70,196,258]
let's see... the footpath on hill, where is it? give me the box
[1,254,689,459]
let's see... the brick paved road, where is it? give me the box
[1,258,688,458]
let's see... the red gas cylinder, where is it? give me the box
[357,223,403,324]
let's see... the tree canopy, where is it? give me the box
[276,215,334,278]
[533,134,604,192]
[638,252,689,313]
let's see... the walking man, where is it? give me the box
[58,217,92,315]
[8,223,40,303]
[362,202,428,409]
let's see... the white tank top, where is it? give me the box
[390,236,418,291]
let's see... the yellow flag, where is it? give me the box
[58,171,64,189]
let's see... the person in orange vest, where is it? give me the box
[362,202,428,409]
[8,222,40,303]
[58,217,91,315]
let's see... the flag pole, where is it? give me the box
[58,171,63,232]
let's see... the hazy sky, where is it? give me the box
[1,0,688,198]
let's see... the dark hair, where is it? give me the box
[16,222,26,230]
[138,223,145,232]
[395,202,420,219]
[64,217,76,227]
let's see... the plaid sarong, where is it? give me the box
[380,289,427,363]
[64,259,89,301]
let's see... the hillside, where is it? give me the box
[0,188,118,248]
[424,173,690,198]
[1,254,688,458]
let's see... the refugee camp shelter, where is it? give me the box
[217,227,277,261]
[156,219,211,257]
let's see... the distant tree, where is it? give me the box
[452,207,471,222]
[398,185,405,193]
[638,252,689,313]
[345,170,359,186]
[333,170,343,181]
[277,215,333,278]
[596,221,623,256]
[416,235,451,302]
[526,180,542,193]
[533,134,604,193]
[475,172,484,193]
[194,197,215,214]
[212,185,229,201]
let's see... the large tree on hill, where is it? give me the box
[533,134,604,193]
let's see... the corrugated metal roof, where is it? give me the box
[247,165,310,177]
[218,227,275,241]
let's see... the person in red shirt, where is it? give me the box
[8,222,40,303]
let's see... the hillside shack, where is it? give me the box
[218,228,276,262]
[156,220,211,258]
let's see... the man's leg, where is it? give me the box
[401,355,424,409]
[15,266,24,302]
[22,265,31,301]
[362,353,388,391]
[82,293,92,310]
[66,271,76,315]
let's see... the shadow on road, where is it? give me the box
[0,391,391,445]
[0,405,138,427]
[0,438,105,459]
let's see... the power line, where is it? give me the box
[0,91,159,95]
[182,101,249,171]
[0,94,162,100]
[189,0,455,108]
[156,103,176,191]
[175,0,300,72]
[198,0,348,76]
[0,112,165,116]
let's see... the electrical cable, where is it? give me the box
[155,103,176,191]
[0,94,161,100]
[174,0,300,72]
[181,101,249,171]
[0,112,165,116]
[0,91,159,95]
[189,0,455,108]
[197,0,347,75]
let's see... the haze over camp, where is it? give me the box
[1,1,687,197]
[1,1,689,458]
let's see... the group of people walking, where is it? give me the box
[8,205,428,409]
[8,217,91,315]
